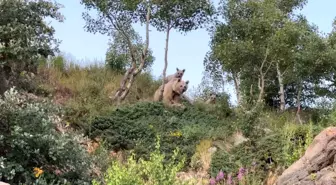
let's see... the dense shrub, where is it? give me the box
[89,102,233,167]
[209,120,321,180]
[191,91,233,119]
[93,137,186,185]
[0,88,93,184]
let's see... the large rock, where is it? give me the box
[276,127,336,185]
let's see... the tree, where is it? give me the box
[205,0,313,108]
[81,0,151,102]
[0,0,64,94]
[148,0,215,100]
[269,16,312,111]
[105,30,155,73]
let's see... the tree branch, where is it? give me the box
[260,46,269,74]
[119,3,151,100]
[105,14,137,66]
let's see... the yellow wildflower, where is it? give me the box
[170,131,182,137]
[33,167,43,178]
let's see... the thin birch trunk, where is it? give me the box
[159,23,171,101]
[276,62,285,111]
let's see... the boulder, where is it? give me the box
[276,127,336,185]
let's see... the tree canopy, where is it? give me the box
[0,0,64,68]
[105,29,155,73]
[204,0,336,110]
[0,0,64,93]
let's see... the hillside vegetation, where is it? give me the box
[2,0,336,185]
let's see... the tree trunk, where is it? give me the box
[250,84,253,97]
[257,75,265,103]
[113,5,151,103]
[232,72,241,105]
[276,62,285,111]
[296,83,302,124]
[113,68,134,100]
[257,47,270,104]
[159,24,171,101]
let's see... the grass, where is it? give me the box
[36,56,161,128]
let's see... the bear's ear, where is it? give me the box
[182,69,185,72]
[185,80,189,84]
[176,67,179,71]
[177,78,181,82]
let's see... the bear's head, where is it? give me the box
[172,78,188,95]
[174,68,185,79]
[209,93,216,100]
[207,93,217,104]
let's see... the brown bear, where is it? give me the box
[205,93,217,104]
[175,80,191,103]
[164,68,185,84]
[154,78,188,107]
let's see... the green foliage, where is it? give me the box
[209,114,320,180]
[149,0,216,32]
[233,106,264,138]
[92,136,186,185]
[0,0,64,94]
[281,122,315,167]
[105,27,155,73]
[193,100,232,120]
[50,56,66,72]
[0,88,93,184]
[205,0,336,109]
[190,78,233,119]
[105,51,128,73]
[210,150,238,177]
[89,102,233,168]
[0,0,64,68]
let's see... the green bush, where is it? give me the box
[93,136,186,185]
[281,122,318,167]
[89,101,233,168]
[209,119,320,180]
[192,92,233,119]
[0,88,93,184]
[51,56,66,72]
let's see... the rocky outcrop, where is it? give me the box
[276,127,336,185]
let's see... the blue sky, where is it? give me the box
[49,0,336,104]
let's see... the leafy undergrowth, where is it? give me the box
[2,85,334,184]
[93,137,187,185]
[209,112,325,184]
[88,101,234,169]
[0,88,98,185]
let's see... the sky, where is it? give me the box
[49,0,336,105]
